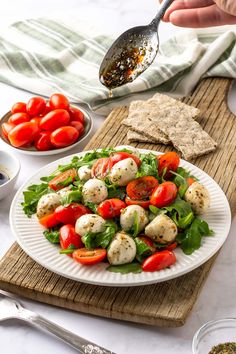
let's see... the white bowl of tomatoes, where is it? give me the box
[0,93,93,156]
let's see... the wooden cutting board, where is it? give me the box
[0,78,235,327]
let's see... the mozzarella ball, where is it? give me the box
[78,165,91,181]
[107,231,136,265]
[120,205,149,233]
[184,181,210,215]
[75,214,106,237]
[82,178,108,204]
[37,193,61,219]
[57,186,72,199]
[145,214,177,244]
[109,158,138,186]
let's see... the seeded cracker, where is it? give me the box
[147,95,217,159]
[127,129,157,143]
[123,100,170,144]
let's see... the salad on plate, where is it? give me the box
[21,147,213,274]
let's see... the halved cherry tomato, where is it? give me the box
[73,248,107,265]
[9,112,30,125]
[165,242,178,251]
[26,96,46,117]
[50,126,79,148]
[1,122,15,139]
[59,224,83,249]
[69,107,85,124]
[40,109,70,131]
[150,181,178,208]
[55,203,91,224]
[157,152,180,179]
[8,121,39,147]
[126,176,158,200]
[49,93,70,110]
[142,250,176,272]
[91,157,110,179]
[38,212,59,228]
[35,131,53,151]
[109,152,141,168]
[49,168,77,191]
[137,236,156,253]
[70,121,84,135]
[11,102,27,114]
[186,177,196,186]
[97,198,126,219]
[125,197,150,210]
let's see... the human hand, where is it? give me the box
[162,0,236,27]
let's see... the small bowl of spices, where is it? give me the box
[0,150,20,200]
[192,318,236,354]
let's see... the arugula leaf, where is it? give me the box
[43,228,60,244]
[61,190,82,205]
[136,153,160,180]
[84,201,97,213]
[106,262,142,274]
[134,237,153,263]
[132,211,140,237]
[165,197,194,229]
[82,221,117,249]
[59,245,76,254]
[172,167,197,198]
[106,183,126,200]
[21,183,50,217]
[177,218,214,255]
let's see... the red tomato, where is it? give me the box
[109,152,141,168]
[1,122,15,139]
[40,109,70,131]
[69,107,85,124]
[157,152,180,179]
[26,96,46,117]
[73,248,107,265]
[138,236,156,253]
[49,93,69,110]
[9,112,30,125]
[142,250,176,272]
[49,168,77,191]
[70,121,84,136]
[150,181,178,208]
[126,176,158,200]
[50,126,79,148]
[11,102,27,114]
[35,131,53,151]
[8,122,39,147]
[186,177,196,186]
[55,203,91,225]
[30,116,42,126]
[38,213,59,228]
[91,157,110,179]
[125,197,150,210]
[59,224,83,249]
[165,242,178,251]
[41,102,51,116]
[97,199,126,219]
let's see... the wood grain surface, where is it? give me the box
[0,78,235,327]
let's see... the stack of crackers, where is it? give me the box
[122,93,217,160]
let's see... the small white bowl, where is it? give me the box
[192,318,236,354]
[0,150,20,200]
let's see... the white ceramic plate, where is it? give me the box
[0,106,93,156]
[10,147,231,286]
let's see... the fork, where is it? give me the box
[0,291,115,354]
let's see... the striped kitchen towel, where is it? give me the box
[0,18,235,114]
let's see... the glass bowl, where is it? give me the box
[192,318,236,354]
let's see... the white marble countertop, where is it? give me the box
[0,1,235,353]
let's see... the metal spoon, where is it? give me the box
[99,0,174,90]
[0,291,115,354]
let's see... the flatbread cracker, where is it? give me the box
[127,130,157,143]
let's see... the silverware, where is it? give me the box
[0,291,115,354]
[99,0,173,89]
[227,79,236,115]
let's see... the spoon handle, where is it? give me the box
[18,307,115,354]
[151,0,174,26]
